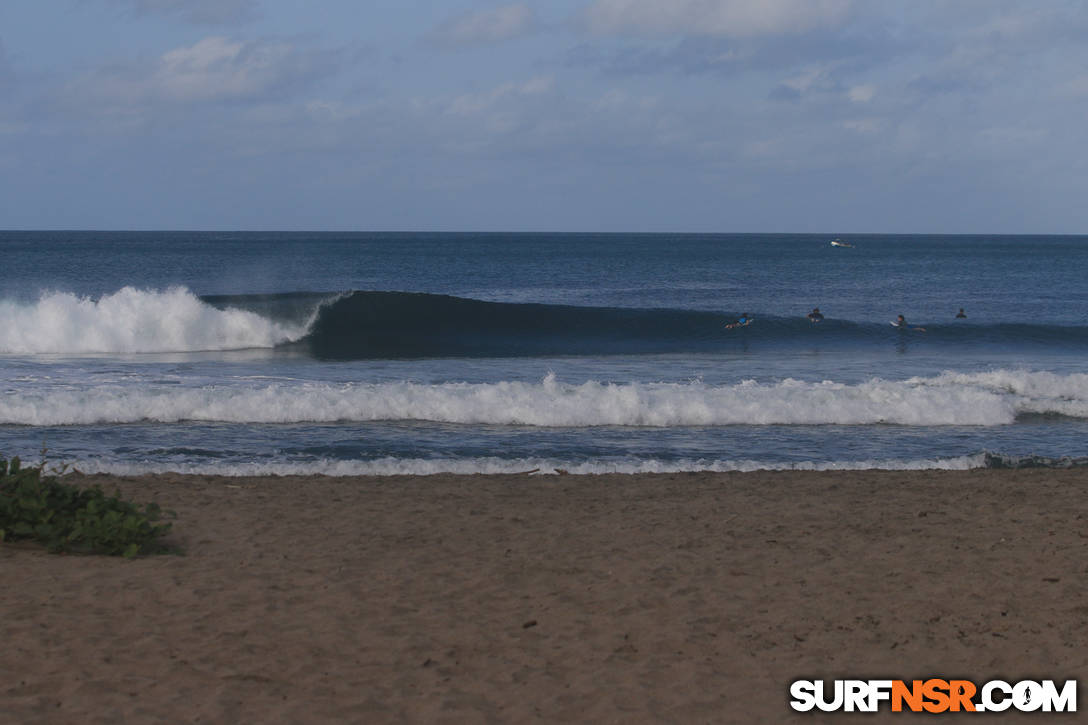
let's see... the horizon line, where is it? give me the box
[2,229,1086,237]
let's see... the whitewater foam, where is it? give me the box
[5,370,1088,427]
[908,369,1088,418]
[0,287,305,354]
[63,453,989,477]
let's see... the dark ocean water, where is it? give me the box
[2,231,1088,475]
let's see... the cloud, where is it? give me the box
[429,4,535,48]
[567,14,909,82]
[63,36,337,113]
[446,76,554,116]
[102,0,258,25]
[895,3,1088,100]
[767,84,801,102]
[1060,73,1088,97]
[905,74,982,97]
[156,37,296,102]
[847,84,874,102]
[581,0,853,38]
[779,66,831,94]
[841,118,877,134]
[961,3,1088,47]
[8,1,1088,233]
[768,63,846,100]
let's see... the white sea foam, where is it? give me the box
[0,287,305,353]
[908,369,1088,418]
[64,453,989,477]
[5,370,1088,427]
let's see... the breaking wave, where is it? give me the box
[5,287,1088,359]
[0,287,307,354]
[6,370,1088,426]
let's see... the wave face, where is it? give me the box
[298,291,1088,359]
[298,290,726,359]
[5,287,1088,358]
[6,370,1088,426]
[0,287,306,354]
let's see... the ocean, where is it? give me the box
[3,231,1088,475]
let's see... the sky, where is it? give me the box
[1,0,1087,233]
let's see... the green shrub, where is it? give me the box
[0,456,174,557]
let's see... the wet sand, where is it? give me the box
[2,469,1086,723]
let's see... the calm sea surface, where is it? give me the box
[2,231,1087,474]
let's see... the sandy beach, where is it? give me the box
[2,468,1086,723]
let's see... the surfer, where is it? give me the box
[956,308,967,318]
[725,313,752,329]
[807,307,824,323]
[894,314,925,332]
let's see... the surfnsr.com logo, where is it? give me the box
[790,679,1076,713]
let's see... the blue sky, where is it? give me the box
[2,0,1087,232]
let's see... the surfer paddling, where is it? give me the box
[893,314,925,332]
[725,313,752,329]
